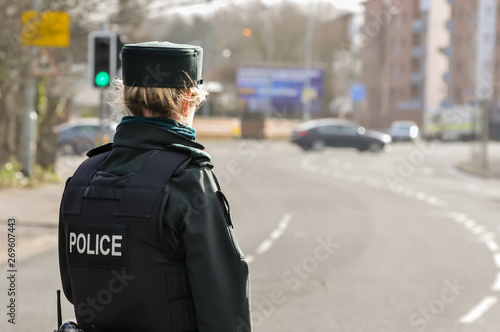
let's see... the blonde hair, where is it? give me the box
[112,77,208,125]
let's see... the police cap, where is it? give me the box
[121,41,203,88]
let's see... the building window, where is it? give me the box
[390,88,396,102]
[412,59,421,72]
[392,38,400,55]
[392,65,399,80]
[470,10,476,27]
[411,85,420,98]
[394,14,402,29]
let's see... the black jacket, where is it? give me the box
[59,121,252,331]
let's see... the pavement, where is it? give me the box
[457,159,500,178]
[0,182,65,268]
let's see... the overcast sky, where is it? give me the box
[148,0,366,19]
[330,0,365,12]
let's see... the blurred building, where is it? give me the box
[447,0,499,106]
[323,12,364,119]
[361,0,451,129]
[361,0,500,130]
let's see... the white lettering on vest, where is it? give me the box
[111,235,122,256]
[68,232,122,257]
[100,235,111,255]
[69,233,76,253]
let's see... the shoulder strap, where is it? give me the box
[62,151,111,215]
[115,150,191,217]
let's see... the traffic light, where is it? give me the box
[89,31,117,88]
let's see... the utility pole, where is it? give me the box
[303,1,315,122]
[480,100,490,172]
[266,2,275,117]
[21,0,42,177]
[201,0,212,116]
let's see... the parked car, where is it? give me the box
[388,121,419,142]
[55,118,117,155]
[290,119,392,152]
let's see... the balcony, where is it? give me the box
[413,19,424,33]
[412,46,425,59]
[410,72,424,84]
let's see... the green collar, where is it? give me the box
[120,116,197,140]
[113,121,205,151]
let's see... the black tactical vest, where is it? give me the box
[60,150,198,332]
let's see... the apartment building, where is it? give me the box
[361,0,500,130]
[362,0,430,129]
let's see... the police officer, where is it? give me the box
[58,41,252,332]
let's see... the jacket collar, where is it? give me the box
[112,121,205,151]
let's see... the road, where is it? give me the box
[2,140,500,332]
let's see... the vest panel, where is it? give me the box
[61,150,196,332]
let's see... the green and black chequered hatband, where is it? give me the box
[121,41,203,88]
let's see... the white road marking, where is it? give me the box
[248,214,292,263]
[255,240,273,255]
[463,220,476,229]
[404,189,414,197]
[415,192,427,200]
[459,296,498,323]
[479,232,496,243]
[425,196,438,205]
[393,185,405,193]
[446,211,468,222]
[433,200,448,208]
[491,272,500,291]
[486,241,499,252]
[465,183,479,191]
[471,226,486,235]
[270,214,291,240]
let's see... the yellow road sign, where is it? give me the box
[21,11,70,48]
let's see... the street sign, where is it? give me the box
[21,11,70,48]
[350,83,366,103]
[236,67,324,113]
[31,48,59,77]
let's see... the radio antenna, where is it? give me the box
[57,290,62,328]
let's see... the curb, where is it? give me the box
[456,162,500,179]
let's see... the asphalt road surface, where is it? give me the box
[2,140,500,332]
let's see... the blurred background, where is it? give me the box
[2,0,500,331]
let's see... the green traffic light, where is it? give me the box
[95,71,110,87]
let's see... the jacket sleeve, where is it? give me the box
[176,167,252,332]
[58,177,73,304]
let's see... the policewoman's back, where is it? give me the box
[58,41,252,332]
